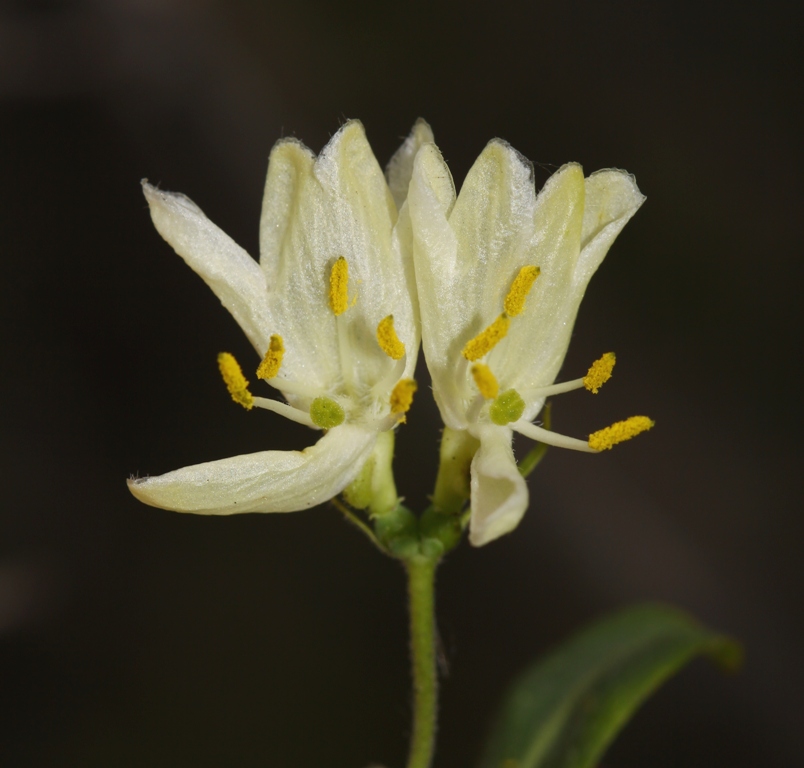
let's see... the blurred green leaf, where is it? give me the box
[478,603,741,768]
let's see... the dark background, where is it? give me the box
[1,1,801,766]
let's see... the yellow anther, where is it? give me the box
[217,352,253,410]
[256,334,285,380]
[471,363,499,400]
[588,416,655,451]
[329,256,350,316]
[376,315,405,360]
[462,314,511,361]
[390,378,418,421]
[583,352,616,394]
[504,265,541,317]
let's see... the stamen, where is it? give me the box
[513,419,596,452]
[329,256,350,316]
[372,355,406,399]
[503,266,540,316]
[376,315,405,360]
[390,378,418,422]
[310,397,346,429]
[217,352,253,410]
[252,396,316,428]
[583,352,616,394]
[471,364,499,399]
[465,394,485,424]
[521,379,584,399]
[588,416,654,451]
[462,314,511,361]
[489,389,526,425]
[256,334,285,380]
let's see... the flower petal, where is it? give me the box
[142,182,273,356]
[127,424,376,515]
[500,168,642,403]
[576,169,645,288]
[447,140,540,334]
[414,141,540,374]
[386,118,435,211]
[491,162,586,394]
[408,143,465,427]
[410,143,587,424]
[257,121,418,392]
[468,424,529,546]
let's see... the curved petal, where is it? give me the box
[410,144,587,426]
[142,182,273,356]
[386,118,435,211]
[467,424,529,546]
[501,168,642,408]
[411,142,538,381]
[257,121,417,392]
[389,199,422,382]
[408,143,465,427]
[127,424,376,515]
[576,169,645,288]
[491,162,586,394]
[258,138,316,287]
[448,139,539,337]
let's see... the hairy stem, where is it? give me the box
[405,554,439,768]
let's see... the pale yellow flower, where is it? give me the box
[129,121,432,515]
[408,139,651,546]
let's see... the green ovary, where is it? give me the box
[489,389,525,426]
[310,397,346,429]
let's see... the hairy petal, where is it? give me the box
[504,168,642,412]
[492,162,586,394]
[576,169,645,288]
[408,143,466,428]
[386,118,435,211]
[143,182,273,355]
[468,424,529,546]
[447,139,539,336]
[128,424,376,515]
[257,121,417,389]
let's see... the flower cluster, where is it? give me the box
[129,120,650,546]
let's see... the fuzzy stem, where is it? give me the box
[405,554,439,768]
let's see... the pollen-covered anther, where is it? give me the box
[377,315,405,360]
[390,378,417,422]
[503,265,540,316]
[583,352,616,394]
[588,415,655,451]
[217,352,253,410]
[310,397,345,429]
[462,314,511,361]
[256,334,285,380]
[329,256,350,316]
[471,364,499,399]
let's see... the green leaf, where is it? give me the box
[478,603,741,768]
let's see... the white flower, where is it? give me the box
[129,120,432,515]
[408,138,650,546]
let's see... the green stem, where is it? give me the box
[405,554,439,768]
